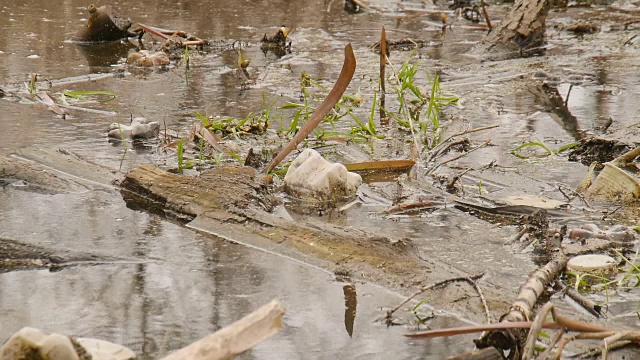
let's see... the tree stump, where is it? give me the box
[479,0,550,58]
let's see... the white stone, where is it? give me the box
[567,254,617,273]
[284,149,362,203]
[108,117,159,140]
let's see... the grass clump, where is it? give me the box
[383,51,459,149]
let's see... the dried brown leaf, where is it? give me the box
[265,43,357,174]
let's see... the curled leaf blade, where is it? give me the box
[265,43,357,174]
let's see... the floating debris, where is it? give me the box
[260,26,292,57]
[126,50,170,67]
[108,117,160,140]
[577,147,640,203]
[0,327,136,360]
[344,0,364,14]
[261,26,289,46]
[73,4,139,42]
[563,21,600,34]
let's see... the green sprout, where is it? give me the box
[511,140,579,158]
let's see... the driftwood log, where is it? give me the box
[479,0,550,58]
[120,165,429,280]
[119,164,508,314]
[160,299,284,360]
[476,252,567,357]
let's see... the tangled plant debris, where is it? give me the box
[5,0,640,358]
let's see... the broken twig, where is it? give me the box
[428,140,491,175]
[386,273,484,323]
[379,26,388,125]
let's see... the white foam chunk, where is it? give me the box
[284,149,362,203]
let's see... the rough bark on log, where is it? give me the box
[160,299,284,360]
[480,0,550,58]
[476,252,567,355]
[121,165,432,286]
[119,164,272,221]
[119,164,512,317]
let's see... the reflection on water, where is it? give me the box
[343,284,357,338]
[0,2,460,356]
[74,41,136,71]
[3,0,640,357]
[0,188,477,359]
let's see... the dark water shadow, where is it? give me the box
[74,41,137,72]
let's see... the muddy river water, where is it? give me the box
[2,0,640,358]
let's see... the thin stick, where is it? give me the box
[183,40,207,46]
[602,331,630,359]
[554,282,602,318]
[557,183,592,209]
[512,227,528,244]
[447,124,500,138]
[385,201,445,214]
[539,328,565,360]
[471,278,492,324]
[427,141,490,175]
[57,104,117,116]
[614,146,640,165]
[379,26,388,125]
[429,124,499,160]
[386,273,484,321]
[481,0,492,30]
[427,124,497,163]
[137,23,171,40]
[564,84,573,108]
[406,321,564,338]
[523,302,554,360]
[428,139,469,164]
[446,167,474,195]
[573,340,633,359]
[552,309,610,333]
[554,334,576,360]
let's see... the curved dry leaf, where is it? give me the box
[265,43,357,174]
[194,123,225,153]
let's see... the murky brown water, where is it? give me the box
[0,0,476,358]
[2,0,640,357]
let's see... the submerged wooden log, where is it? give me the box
[479,0,550,58]
[161,300,284,360]
[120,165,416,276]
[120,165,272,220]
[120,164,525,322]
[119,164,471,297]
